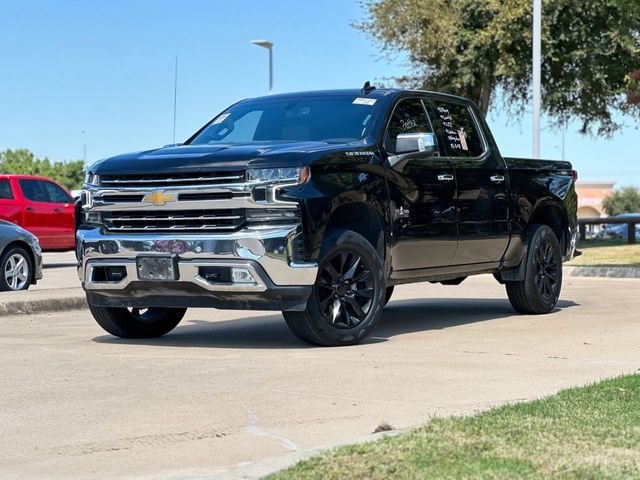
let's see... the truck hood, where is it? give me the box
[91,141,351,175]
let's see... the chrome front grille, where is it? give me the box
[102,209,245,233]
[100,170,245,188]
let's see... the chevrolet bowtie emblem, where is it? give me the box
[143,191,176,206]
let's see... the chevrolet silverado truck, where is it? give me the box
[77,86,578,346]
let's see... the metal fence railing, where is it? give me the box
[578,215,640,245]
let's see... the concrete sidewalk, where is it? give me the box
[0,251,85,316]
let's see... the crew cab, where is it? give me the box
[77,87,578,346]
[0,174,75,251]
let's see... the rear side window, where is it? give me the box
[0,180,13,199]
[430,101,484,157]
[19,179,48,202]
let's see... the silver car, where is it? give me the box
[0,220,43,291]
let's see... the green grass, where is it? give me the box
[269,375,640,479]
[569,239,640,267]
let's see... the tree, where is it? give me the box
[603,187,640,215]
[0,149,85,191]
[355,0,640,135]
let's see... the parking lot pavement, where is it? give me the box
[1,274,639,479]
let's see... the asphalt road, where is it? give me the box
[1,273,639,479]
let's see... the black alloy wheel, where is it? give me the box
[534,236,561,302]
[506,224,563,314]
[282,229,385,346]
[315,249,375,329]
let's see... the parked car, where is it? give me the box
[596,214,640,240]
[0,219,43,291]
[77,86,578,345]
[0,174,75,250]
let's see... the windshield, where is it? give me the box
[188,95,379,145]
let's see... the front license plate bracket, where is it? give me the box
[136,256,179,281]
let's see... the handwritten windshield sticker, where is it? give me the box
[353,97,377,106]
[211,113,230,125]
[400,118,418,131]
[435,104,463,150]
[458,128,469,151]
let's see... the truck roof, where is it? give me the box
[243,88,472,104]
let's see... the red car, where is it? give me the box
[0,174,75,251]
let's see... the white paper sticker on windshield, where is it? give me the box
[211,113,230,125]
[353,97,377,106]
[458,128,469,151]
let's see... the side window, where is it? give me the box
[385,98,434,154]
[43,181,71,204]
[0,180,13,199]
[430,101,484,157]
[19,179,48,203]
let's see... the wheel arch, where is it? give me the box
[323,201,386,261]
[0,241,36,284]
[529,200,569,254]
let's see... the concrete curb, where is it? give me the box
[0,296,87,317]
[565,266,640,278]
[210,429,406,480]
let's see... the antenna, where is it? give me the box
[361,81,376,94]
[172,56,178,145]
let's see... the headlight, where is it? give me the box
[84,172,100,186]
[246,167,310,184]
[82,211,102,226]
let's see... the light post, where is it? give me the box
[532,0,541,158]
[251,39,273,94]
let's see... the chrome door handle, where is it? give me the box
[490,175,505,183]
[437,174,455,182]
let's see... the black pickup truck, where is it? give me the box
[77,86,578,346]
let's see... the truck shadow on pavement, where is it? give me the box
[93,297,578,349]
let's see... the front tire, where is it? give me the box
[0,247,33,291]
[88,303,186,338]
[283,229,385,346]
[506,225,563,314]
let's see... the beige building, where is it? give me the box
[575,181,615,218]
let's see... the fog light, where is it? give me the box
[231,267,257,285]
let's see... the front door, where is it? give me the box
[383,97,458,272]
[428,98,510,265]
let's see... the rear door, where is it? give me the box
[0,178,21,225]
[428,98,510,265]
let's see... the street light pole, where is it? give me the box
[532,0,542,159]
[251,40,274,94]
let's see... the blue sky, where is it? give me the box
[1,0,638,186]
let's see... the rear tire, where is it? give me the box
[88,303,186,338]
[506,225,562,314]
[283,229,385,346]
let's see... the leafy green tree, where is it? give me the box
[603,187,640,215]
[0,149,85,191]
[356,0,640,135]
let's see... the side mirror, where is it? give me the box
[395,132,438,155]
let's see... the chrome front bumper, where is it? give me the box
[76,225,317,310]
